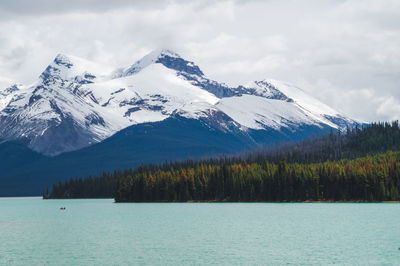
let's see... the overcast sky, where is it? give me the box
[0,0,399,122]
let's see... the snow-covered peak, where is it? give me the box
[40,53,111,84]
[87,62,219,125]
[153,48,181,58]
[53,53,73,67]
[116,49,203,78]
[118,49,174,77]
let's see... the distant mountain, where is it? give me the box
[0,49,361,195]
[0,49,359,156]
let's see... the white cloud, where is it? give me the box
[377,97,400,121]
[0,0,399,122]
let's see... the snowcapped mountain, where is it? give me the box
[0,49,359,156]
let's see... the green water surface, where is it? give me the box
[0,198,399,265]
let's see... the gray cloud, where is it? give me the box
[0,0,170,17]
[0,0,399,122]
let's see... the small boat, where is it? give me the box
[60,207,66,210]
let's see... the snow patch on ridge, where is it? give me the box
[216,95,320,130]
[263,79,339,116]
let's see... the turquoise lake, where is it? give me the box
[0,198,399,265]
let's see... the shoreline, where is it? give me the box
[116,199,400,203]
[41,197,400,203]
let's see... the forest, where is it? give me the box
[45,121,400,202]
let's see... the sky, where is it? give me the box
[0,0,399,122]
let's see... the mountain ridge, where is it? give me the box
[0,49,360,156]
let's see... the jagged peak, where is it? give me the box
[118,48,203,78]
[54,53,73,63]
[51,53,75,70]
[52,53,100,69]
[149,48,181,59]
[40,53,111,83]
[119,49,180,77]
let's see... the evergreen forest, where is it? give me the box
[45,121,400,202]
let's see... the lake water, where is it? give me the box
[0,198,399,265]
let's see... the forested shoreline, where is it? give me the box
[114,151,400,202]
[45,122,400,202]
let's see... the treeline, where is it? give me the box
[248,121,400,164]
[45,121,400,201]
[45,173,115,199]
[113,151,400,202]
